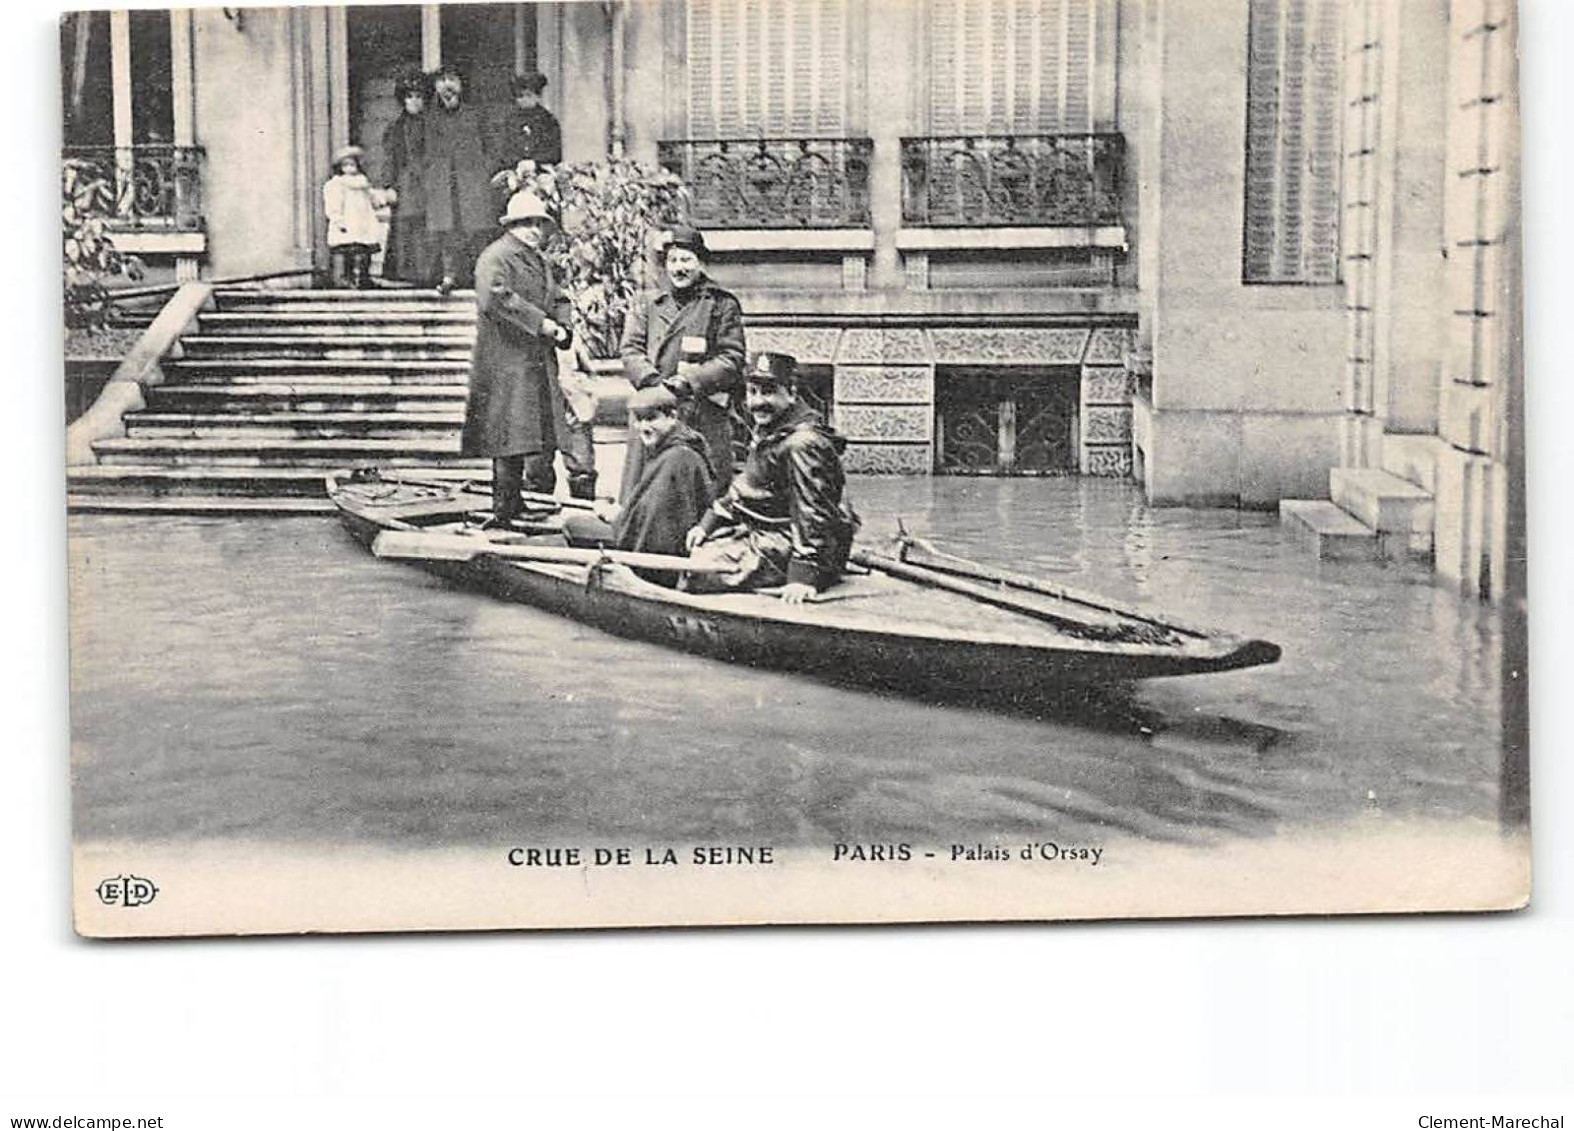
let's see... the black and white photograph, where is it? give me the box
[59,0,1530,939]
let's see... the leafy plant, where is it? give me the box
[498,159,689,359]
[62,158,144,329]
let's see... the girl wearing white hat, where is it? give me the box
[323,145,383,289]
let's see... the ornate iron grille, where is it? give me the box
[62,145,206,232]
[657,138,873,229]
[936,371,1078,475]
[900,134,1124,227]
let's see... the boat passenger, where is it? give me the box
[561,385,714,574]
[619,225,746,488]
[684,351,857,605]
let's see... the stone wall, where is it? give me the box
[1435,0,1518,599]
[746,323,1135,476]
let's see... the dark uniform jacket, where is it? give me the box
[613,422,713,559]
[461,234,573,459]
[619,277,746,483]
[699,402,854,590]
[495,104,563,169]
[421,102,495,235]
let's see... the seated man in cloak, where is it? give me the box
[561,386,714,578]
[683,352,857,604]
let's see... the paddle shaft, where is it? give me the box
[896,540,1207,638]
[852,549,1160,640]
[373,531,737,574]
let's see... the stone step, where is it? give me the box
[197,311,477,336]
[125,411,465,441]
[1279,500,1379,562]
[1329,467,1435,534]
[162,358,472,385]
[148,385,467,412]
[91,436,489,469]
[1381,434,1444,496]
[66,494,338,516]
[179,335,474,362]
[213,288,473,314]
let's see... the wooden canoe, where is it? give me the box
[327,471,1281,695]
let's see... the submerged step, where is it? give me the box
[67,494,338,516]
[1279,499,1377,562]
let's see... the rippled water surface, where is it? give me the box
[68,477,1505,848]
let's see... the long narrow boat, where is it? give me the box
[328,471,1281,695]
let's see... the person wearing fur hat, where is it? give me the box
[495,70,562,172]
[684,351,857,604]
[619,224,746,492]
[560,385,714,581]
[322,145,382,289]
[461,191,574,522]
[378,68,432,284]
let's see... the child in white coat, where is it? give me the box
[323,145,383,289]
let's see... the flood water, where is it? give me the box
[68,477,1505,849]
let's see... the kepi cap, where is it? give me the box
[746,351,797,388]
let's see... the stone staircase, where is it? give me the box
[1279,436,1439,562]
[67,289,624,515]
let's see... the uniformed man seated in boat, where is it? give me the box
[560,385,714,576]
[684,351,858,604]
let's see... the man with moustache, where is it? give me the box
[618,226,746,491]
[684,352,856,604]
[461,191,574,524]
[421,63,495,292]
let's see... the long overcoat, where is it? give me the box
[619,277,746,486]
[421,102,495,235]
[380,111,432,281]
[460,234,574,459]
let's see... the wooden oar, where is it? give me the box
[372,531,738,574]
[893,535,1210,639]
[852,549,1180,645]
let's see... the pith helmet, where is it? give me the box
[746,351,798,388]
[499,191,555,229]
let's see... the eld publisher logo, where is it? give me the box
[96,875,158,908]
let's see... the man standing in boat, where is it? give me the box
[461,191,574,524]
[684,352,857,604]
[619,226,746,488]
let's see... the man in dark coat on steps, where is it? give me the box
[422,64,496,291]
[461,191,573,523]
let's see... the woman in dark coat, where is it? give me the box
[460,192,574,522]
[379,70,431,284]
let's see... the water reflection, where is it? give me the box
[69,477,1504,849]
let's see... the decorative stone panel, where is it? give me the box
[745,327,842,365]
[1083,446,1134,478]
[843,442,933,475]
[1083,327,1131,365]
[835,405,932,443]
[834,328,930,365]
[929,328,1089,366]
[1081,365,1132,405]
[833,365,934,404]
[1082,406,1133,445]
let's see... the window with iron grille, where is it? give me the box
[1243,0,1344,284]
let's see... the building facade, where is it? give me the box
[60,0,1522,599]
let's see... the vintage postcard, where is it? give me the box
[64,0,1528,938]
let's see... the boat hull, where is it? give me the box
[332,481,1281,696]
